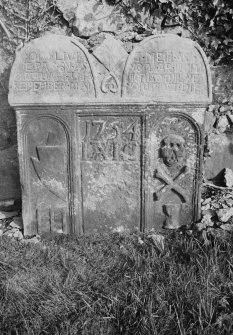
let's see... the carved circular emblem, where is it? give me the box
[161,134,186,167]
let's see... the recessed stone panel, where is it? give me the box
[145,111,202,230]
[79,115,141,234]
[18,113,73,235]
[122,34,211,103]
[9,35,98,106]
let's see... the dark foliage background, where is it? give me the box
[1,0,233,64]
[112,0,233,64]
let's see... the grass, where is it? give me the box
[0,231,233,334]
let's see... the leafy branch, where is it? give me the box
[108,0,233,64]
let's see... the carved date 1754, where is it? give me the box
[81,119,140,161]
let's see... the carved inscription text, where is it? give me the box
[81,118,140,161]
[13,50,94,94]
[127,50,207,96]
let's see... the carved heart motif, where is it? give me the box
[101,72,119,94]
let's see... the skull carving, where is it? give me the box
[161,134,185,167]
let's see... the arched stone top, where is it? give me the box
[8,34,98,106]
[9,33,212,106]
[122,34,212,104]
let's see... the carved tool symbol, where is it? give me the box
[154,166,188,202]
[31,146,66,202]
[31,132,66,202]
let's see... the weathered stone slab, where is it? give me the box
[9,34,98,105]
[9,33,211,235]
[16,107,143,235]
[122,34,212,103]
[16,104,205,235]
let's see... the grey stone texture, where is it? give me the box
[9,35,98,105]
[204,133,233,184]
[0,0,230,206]
[203,66,233,185]
[122,34,211,103]
[57,0,153,37]
[212,66,233,104]
[9,33,211,235]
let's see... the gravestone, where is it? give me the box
[8,33,212,235]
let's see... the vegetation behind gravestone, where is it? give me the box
[0,0,233,63]
[105,0,233,65]
[0,0,68,56]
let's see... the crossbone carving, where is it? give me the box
[154,165,188,202]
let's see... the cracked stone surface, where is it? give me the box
[65,0,129,36]
[198,185,233,236]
